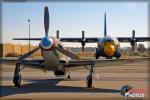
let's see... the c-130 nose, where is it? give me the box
[104,43,115,57]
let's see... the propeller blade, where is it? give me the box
[44,6,49,37]
[132,30,135,38]
[56,30,59,39]
[56,45,80,60]
[132,30,136,52]
[104,12,107,37]
[17,47,40,62]
[81,31,85,52]
[82,31,85,40]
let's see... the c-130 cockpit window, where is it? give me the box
[101,37,114,43]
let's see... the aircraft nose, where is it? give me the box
[42,37,51,47]
[104,44,115,57]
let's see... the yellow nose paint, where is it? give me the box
[104,43,115,57]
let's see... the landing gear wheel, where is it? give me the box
[13,63,21,88]
[96,56,99,59]
[66,70,71,79]
[86,75,92,88]
[95,48,99,59]
[86,64,94,88]
[13,75,21,88]
[67,74,71,79]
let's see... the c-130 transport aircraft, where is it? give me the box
[59,13,150,59]
[13,6,100,88]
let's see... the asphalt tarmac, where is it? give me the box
[0,58,149,100]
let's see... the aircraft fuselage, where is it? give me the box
[40,37,69,76]
[96,36,121,59]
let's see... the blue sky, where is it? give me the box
[1,2,148,47]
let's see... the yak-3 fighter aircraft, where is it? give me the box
[13,6,99,88]
[60,13,150,59]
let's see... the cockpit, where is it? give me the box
[101,37,114,43]
[98,36,120,48]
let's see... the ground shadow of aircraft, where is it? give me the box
[0,78,120,97]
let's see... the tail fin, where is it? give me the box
[104,12,107,37]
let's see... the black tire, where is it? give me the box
[13,75,21,88]
[95,48,99,59]
[67,75,71,79]
[96,56,99,59]
[116,56,120,59]
[87,76,92,88]
[116,53,121,59]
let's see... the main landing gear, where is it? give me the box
[67,71,71,79]
[106,56,112,59]
[86,64,94,88]
[13,63,21,87]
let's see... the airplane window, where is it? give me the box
[101,38,113,43]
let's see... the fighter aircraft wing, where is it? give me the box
[18,59,45,68]
[64,57,150,68]
[64,60,100,68]
[60,37,99,43]
[117,37,150,42]
[0,58,45,69]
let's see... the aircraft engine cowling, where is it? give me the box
[54,70,66,77]
[40,37,56,51]
[114,49,121,58]
[96,47,103,59]
[96,48,100,59]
